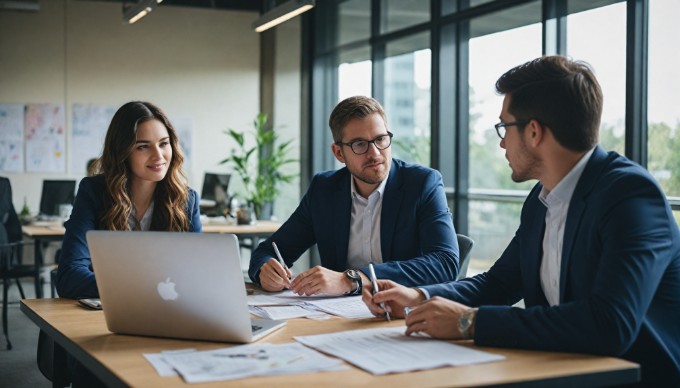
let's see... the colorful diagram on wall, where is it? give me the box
[24,103,66,173]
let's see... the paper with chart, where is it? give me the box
[249,305,328,320]
[71,104,116,174]
[0,103,24,172]
[247,289,338,306]
[295,326,505,375]
[155,342,346,383]
[247,290,374,319]
[24,103,66,172]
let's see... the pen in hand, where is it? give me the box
[271,242,292,287]
[368,263,391,321]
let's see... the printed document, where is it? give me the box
[247,290,338,306]
[151,342,346,383]
[249,305,328,320]
[295,326,505,375]
[248,290,374,319]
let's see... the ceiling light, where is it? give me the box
[123,0,163,25]
[252,0,315,33]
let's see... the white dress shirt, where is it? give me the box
[128,201,154,231]
[346,177,387,270]
[539,148,594,306]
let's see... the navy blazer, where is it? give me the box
[424,146,680,386]
[56,175,202,298]
[249,159,459,286]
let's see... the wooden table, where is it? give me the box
[21,298,639,387]
[202,220,281,249]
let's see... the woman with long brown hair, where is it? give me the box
[56,101,201,299]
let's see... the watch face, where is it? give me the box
[346,269,360,280]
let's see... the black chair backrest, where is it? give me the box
[456,234,474,281]
[0,177,22,243]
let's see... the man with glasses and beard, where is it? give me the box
[364,56,680,387]
[249,96,459,298]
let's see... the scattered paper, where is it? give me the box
[295,326,505,375]
[302,296,375,319]
[247,290,339,306]
[144,348,197,377]
[247,290,375,319]
[249,305,329,320]
[156,342,346,383]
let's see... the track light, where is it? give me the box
[123,0,163,25]
[252,0,315,33]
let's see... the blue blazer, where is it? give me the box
[56,175,202,299]
[249,159,459,286]
[424,146,680,386]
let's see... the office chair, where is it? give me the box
[1,177,37,350]
[456,234,474,281]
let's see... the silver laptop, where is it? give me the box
[86,231,286,343]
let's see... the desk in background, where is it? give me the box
[22,223,65,298]
[21,221,282,298]
[21,298,639,387]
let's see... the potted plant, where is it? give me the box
[220,113,297,221]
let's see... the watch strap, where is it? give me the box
[458,308,478,339]
[344,270,362,295]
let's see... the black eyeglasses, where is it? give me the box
[494,120,530,140]
[336,132,393,155]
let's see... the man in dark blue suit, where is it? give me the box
[366,56,680,386]
[249,96,459,296]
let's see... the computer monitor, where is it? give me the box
[200,173,230,206]
[39,180,76,216]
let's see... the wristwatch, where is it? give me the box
[344,269,362,295]
[458,308,478,340]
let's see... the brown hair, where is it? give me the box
[97,101,189,231]
[328,96,388,142]
[495,55,602,151]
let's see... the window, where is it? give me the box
[338,46,372,101]
[338,0,370,46]
[307,0,672,269]
[383,32,431,166]
[467,2,541,271]
[567,2,626,154]
[647,0,680,198]
[380,0,430,33]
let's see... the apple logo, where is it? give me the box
[157,277,179,301]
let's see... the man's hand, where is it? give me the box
[363,279,426,318]
[258,258,292,292]
[404,297,471,339]
[290,266,352,295]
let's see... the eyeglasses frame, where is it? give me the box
[335,131,394,155]
[494,120,530,140]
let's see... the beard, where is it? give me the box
[509,138,540,183]
[348,156,390,185]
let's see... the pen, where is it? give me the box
[272,242,291,284]
[368,263,391,321]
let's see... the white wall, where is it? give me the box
[0,0,260,211]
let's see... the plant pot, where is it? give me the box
[254,201,273,221]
